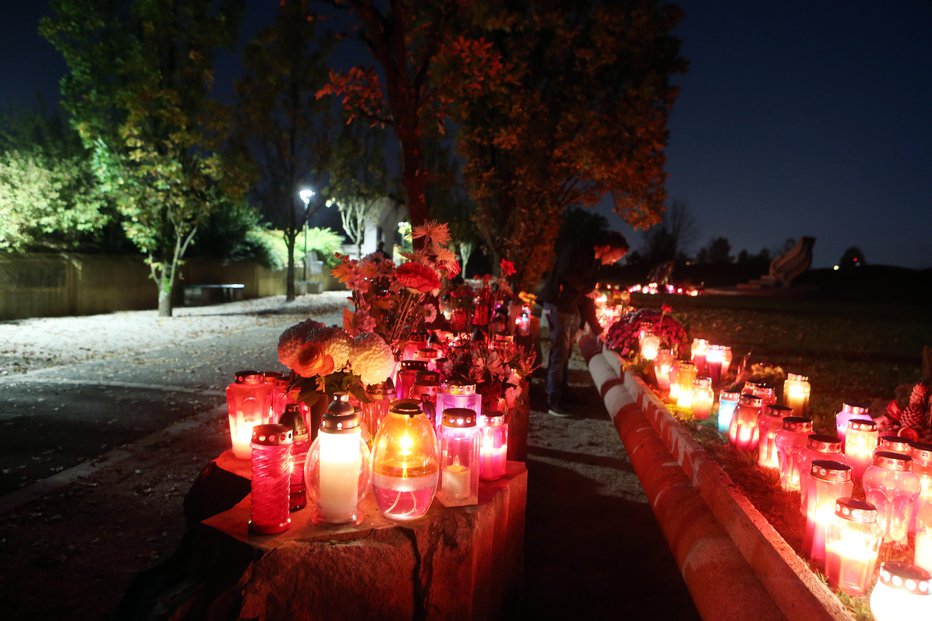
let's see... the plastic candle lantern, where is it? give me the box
[869,561,932,621]
[782,373,811,417]
[278,404,310,512]
[844,418,878,483]
[304,393,370,525]
[825,497,882,596]
[639,332,661,361]
[690,338,709,375]
[717,391,740,435]
[863,451,921,545]
[371,399,439,521]
[705,345,724,386]
[757,405,794,470]
[917,504,932,573]
[835,402,870,444]
[667,361,681,402]
[226,370,275,460]
[803,460,852,562]
[402,333,429,361]
[436,382,481,434]
[415,347,440,372]
[691,378,714,420]
[263,371,289,420]
[911,442,932,534]
[653,349,674,392]
[798,434,849,516]
[674,362,697,410]
[479,411,508,481]
[774,416,813,489]
[248,424,293,535]
[746,382,777,415]
[515,310,531,337]
[413,371,442,428]
[875,435,912,458]
[360,379,394,442]
[729,394,762,451]
[720,346,733,377]
[396,360,427,400]
[437,408,480,507]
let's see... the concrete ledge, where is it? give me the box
[581,334,853,621]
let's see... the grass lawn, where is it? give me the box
[626,292,932,621]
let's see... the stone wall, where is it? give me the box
[0,253,340,320]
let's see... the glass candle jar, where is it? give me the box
[515,310,531,337]
[227,370,275,460]
[305,393,370,525]
[263,371,289,421]
[869,561,932,621]
[639,332,661,361]
[370,399,439,521]
[825,497,882,597]
[746,382,777,415]
[413,371,442,428]
[720,346,733,377]
[415,346,440,372]
[691,378,715,420]
[479,411,508,481]
[835,402,870,445]
[717,391,741,435]
[876,435,912,458]
[690,338,709,376]
[653,349,674,392]
[667,361,681,402]
[360,379,394,442]
[758,405,794,471]
[705,345,724,386]
[437,408,480,507]
[729,394,762,452]
[798,434,848,516]
[863,451,921,545]
[802,460,852,563]
[248,424,293,535]
[436,382,481,434]
[396,360,428,400]
[912,442,932,535]
[782,372,811,417]
[278,404,310,511]
[775,416,814,490]
[675,362,698,410]
[917,504,932,574]
[844,418,879,483]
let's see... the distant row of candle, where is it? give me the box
[227,372,510,534]
[689,375,932,614]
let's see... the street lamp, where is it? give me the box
[299,188,315,282]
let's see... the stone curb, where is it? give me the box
[580,334,854,621]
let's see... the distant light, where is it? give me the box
[853,257,858,262]
[833,265,840,271]
[299,188,315,205]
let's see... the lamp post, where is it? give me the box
[299,188,314,282]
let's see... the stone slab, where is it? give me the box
[200,460,527,621]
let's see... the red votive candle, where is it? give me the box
[249,424,293,535]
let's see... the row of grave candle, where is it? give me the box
[240,390,509,534]
[715,386,932,604]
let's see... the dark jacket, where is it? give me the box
[539,243,600,319]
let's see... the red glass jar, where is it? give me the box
[396,360,427,400]
[798,434,848,515]
[774,416,813,490]
[248,424,293,535]
[226,370,275,460]
[757,404,793,470]
[729,394,762,452]
[436,408,480,507]
[863,451,921,545]
[802,460,852,563]
[479,411,508,481]
[413,371,441,428]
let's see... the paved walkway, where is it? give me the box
[0,294,696,619]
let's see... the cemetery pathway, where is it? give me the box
[0,293,697,620]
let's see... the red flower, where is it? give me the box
[499,259,517,277]
[396,262,441,293]
[661,304,672,314]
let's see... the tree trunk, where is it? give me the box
[398,122,428,229]
[285,235,296,302]
[158,278,173,317]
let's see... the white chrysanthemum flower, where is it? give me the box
[351,332,395,387]
[310,326,352,371]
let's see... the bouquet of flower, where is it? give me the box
[441,335,537,413]
[332,220,460,351]
[604,306,688,361]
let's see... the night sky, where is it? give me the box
[2,1,930,269]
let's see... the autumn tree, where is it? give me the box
[232,0,334,301]
[443,0,686,293]
[319,1,495,232]
[42,0,245,316]
[326,119,392,259]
